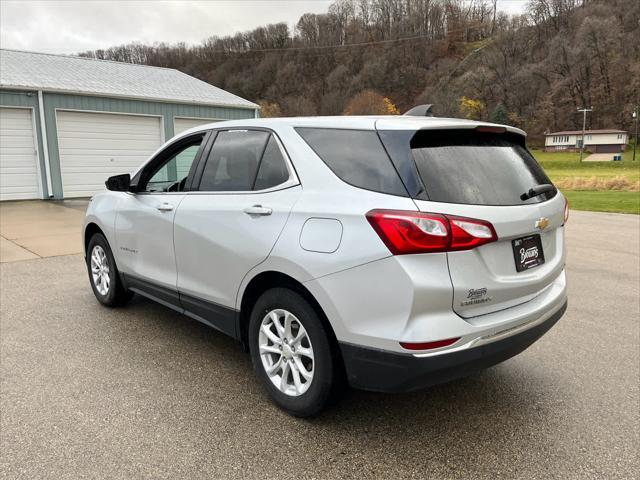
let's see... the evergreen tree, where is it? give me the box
[490,103,509,125]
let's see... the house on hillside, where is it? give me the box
[0,49,258,201]
[544,129,628,153]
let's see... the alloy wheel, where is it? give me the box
[90,245,110,296]
[258,309,315,396]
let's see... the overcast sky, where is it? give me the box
[0,0,528,55]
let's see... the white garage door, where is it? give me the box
[57,111,162,197]
[0,107,41,200]
[174,117,218,136]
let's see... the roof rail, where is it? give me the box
[403,104,434,117]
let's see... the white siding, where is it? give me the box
[584,133,627,145]
[174,117,219,136]
[545,132,628,146]
[545,134,577,147]
[0,107,40,200]
[56,110,162,197]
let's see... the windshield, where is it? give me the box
[408,129,556,206]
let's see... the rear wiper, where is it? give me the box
[520,184,555,201]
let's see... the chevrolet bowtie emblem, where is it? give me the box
[535,217,550,230]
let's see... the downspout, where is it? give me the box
[37,90,53,198]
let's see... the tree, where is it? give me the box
[258,101,282,118]
[490,103,509,124]
[459,96,486,120]
[78,0,640,135]
[344,90,392,115]
[383,97,401,115]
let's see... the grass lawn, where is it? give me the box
[562,191,640,214]
[530,148,640,214]
[532,149,640,182]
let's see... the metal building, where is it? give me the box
[0,49,258,200]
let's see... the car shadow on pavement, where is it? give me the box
[85,293,567,475]
[123,293,557,426]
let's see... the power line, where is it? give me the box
[186,22,494,56]
[198,33,443,55]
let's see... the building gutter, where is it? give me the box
[1,84,258,110]
[37,90,53,198]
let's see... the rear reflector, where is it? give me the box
[366,209,497,255]
[564,197,569,223]
[400,337,461,351]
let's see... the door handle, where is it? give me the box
[243,205,272,216]
[157,202,174,212]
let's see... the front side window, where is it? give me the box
[145,137,203,192]
[198,130,291,192]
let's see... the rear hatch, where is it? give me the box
[379,126,566,318]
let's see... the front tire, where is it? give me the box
[86,233,133,307]
[248,288,341,417]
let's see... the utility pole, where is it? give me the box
[633,105,638,162]
[577,107,592,162]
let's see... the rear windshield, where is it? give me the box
[408,130,556,206]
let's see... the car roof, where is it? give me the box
[180,115,526,138]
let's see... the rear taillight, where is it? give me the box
[564,197,569,223]
[365,210,449,254]
[448,216,497,251]
[366,209,497,255]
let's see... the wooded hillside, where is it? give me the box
[80,0,640,143]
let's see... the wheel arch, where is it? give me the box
[84,222,105,257]
[238,271,340,355]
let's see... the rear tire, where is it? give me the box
[86,233,133,307]
[248,288,342,417]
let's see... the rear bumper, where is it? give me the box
[339,299,567,393]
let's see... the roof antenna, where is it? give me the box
[403,104,434,117]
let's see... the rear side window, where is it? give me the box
[254,136,290,190]
[409,130,555,206]
[199,130,269,191]
[296,128,408,196]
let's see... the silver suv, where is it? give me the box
[84,115,568,416]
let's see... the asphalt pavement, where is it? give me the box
[1,210,638,479]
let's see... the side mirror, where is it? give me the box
[105,174,131,192]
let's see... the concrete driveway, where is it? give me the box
[0,206,638,479]
[583,153,616,162]
[0,199,87,262]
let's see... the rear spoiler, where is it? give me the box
[404,104,434,117]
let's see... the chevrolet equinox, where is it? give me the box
[84,115,568,417]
